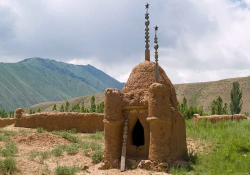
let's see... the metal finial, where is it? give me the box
[154,25,159,83]
[145,3,150,61]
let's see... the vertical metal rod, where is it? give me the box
[154,25,159,82]
[145,3,150,61]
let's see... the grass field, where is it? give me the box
[172,119,250,174]
[0,119,249,174]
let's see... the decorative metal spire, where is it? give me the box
[145,3,150,61]
[154,25,159,83]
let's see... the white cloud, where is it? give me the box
[0,0,250,84]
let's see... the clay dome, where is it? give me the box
[122,61,172,92]
[122,61,178,108]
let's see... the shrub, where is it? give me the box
[55,165,80,175]
[91,150,103,164]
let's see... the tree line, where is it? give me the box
[43,95,104,114]
[0,109,14,118]
[178,81,248,119]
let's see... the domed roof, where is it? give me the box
[122,61,178,108]
[122,61,172,92]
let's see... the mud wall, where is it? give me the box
[147,83,187,164]
[0,118,16,128]
[193,114,247,124]
[15,108,104,133]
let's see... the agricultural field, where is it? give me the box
[0,119,249,175]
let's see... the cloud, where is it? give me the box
[0,0,249,84]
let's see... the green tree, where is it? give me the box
[97,101,104,113]
[37,107,41,113]
[217,96,223,115]
[81,102,89,113]
[30,109,33,115]
[230,81,243,114]
[91,96,96,112]
[60,104,64,112]
[52,104,57,111]
[223,103,228,115]
[0,109,8,118]
[177,97,205,119]
[9,111,14,118]
[65,101,70,112]
[210,96,224,115]
[71,103,80,112]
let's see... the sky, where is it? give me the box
[0,0,250,84]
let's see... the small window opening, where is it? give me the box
[132,119,145,147]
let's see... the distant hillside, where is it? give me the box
[174,76,250,114]
[0,58,124,112]
[26,76,250,114]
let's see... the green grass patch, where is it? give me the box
[36,127,46,133]
[0,130,18,141]
[51,145,68,157]
[0,141,18,157]
[172,119,250,175]
[79,142,102,152]
[55,165,80,175]
[66,143,79,155]
[28,150,51,164]
[0,157,18,174]
[91,150,103,164]
[52,131,80,143]
[87,131,104,140]
[29,151,40,161]
[18,130,32,134]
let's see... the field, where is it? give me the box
[0,119,249,175]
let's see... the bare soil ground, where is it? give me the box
[0,125,205,175]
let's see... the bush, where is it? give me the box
[0,158,17,174]
[55,165,80,175]
[91,150,103,164]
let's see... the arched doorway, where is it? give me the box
[132,119,145,147]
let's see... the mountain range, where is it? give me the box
[1,58,249,115]
[26,77,250,115]
[0,58,124,112]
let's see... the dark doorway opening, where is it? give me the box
[132,119,145,147]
